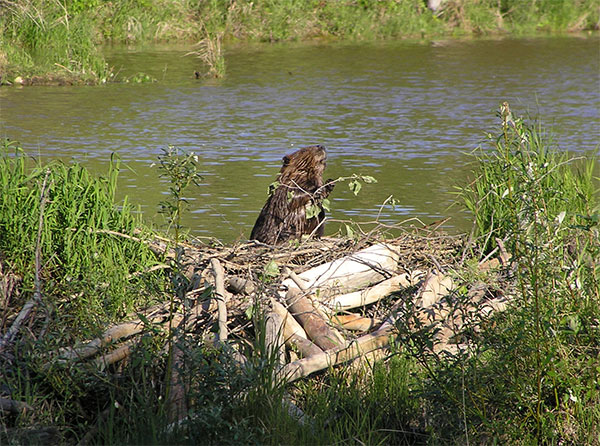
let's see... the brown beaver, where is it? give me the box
[250,145,335,245]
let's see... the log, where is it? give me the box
[324,271,425,312]
[58,322,145,361]
[285,288,345,350]
[210,258,229,342]
[286,332,324,358]
[281,243,399,298]
[417,272,454,308]
[270,300,309,340]
[94,339,137,370]
[332,314,380,332]
[265,312,285,365]
[279,326,394,382]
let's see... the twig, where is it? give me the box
[210,258,229,342]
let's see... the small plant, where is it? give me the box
[407,104,600,444]
[187,28,226,78]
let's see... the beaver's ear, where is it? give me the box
[282,155,290,166]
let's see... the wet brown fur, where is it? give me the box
[250,145,335,245]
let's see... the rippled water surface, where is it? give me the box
[2,37,599,241]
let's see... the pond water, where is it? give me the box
[1,36,599,242]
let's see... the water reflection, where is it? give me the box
[1,37,598,241]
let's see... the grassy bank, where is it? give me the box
[1,0,598,84]
[1,106,598,444]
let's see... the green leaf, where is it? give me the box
[305,203,319,219]
[349,180,362,196]
[268,181,280,196]
[264,260,280,278]
[322,198,331,212]
[345,223,355,238]
[360,175,377,184]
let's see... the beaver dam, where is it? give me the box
[0,226,514,431]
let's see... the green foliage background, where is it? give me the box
[1,0,598,83]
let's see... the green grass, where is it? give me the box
[0,140,164,334]
[430,104,600,443]
[1,0,598,84]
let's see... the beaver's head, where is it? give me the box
[280,145,327,181]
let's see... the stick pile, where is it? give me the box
[32,232,510,381]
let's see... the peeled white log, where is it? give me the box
[281,243,399,299]
[279,326,393,383]
[416,272,455,308]
[332,314,380,332]
[323,270,425,312]
[271,300,309,340]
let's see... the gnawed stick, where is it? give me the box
[279,326,394,383]
[210,258,229,342]
[286,288,345,350]
[332,314,381,332]
[281,243,400,299]
[323,271,425,313]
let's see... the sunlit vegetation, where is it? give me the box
[0,0,598,84]
[1,106,598,444]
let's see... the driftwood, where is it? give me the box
[281,243,399,298]
[285,288,345,350]
[323,271,425,313]
[279,326,395,382]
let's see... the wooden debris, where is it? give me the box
[324,271,425,313]
[285,288,345,350]
[227,275,256,295]
[281,243,400,298]
[211,258,229,342]
[3,230,513,417]
[332,314,381,332]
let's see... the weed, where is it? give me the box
[402,104,600,444]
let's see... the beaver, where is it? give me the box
[250,145,335,245]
